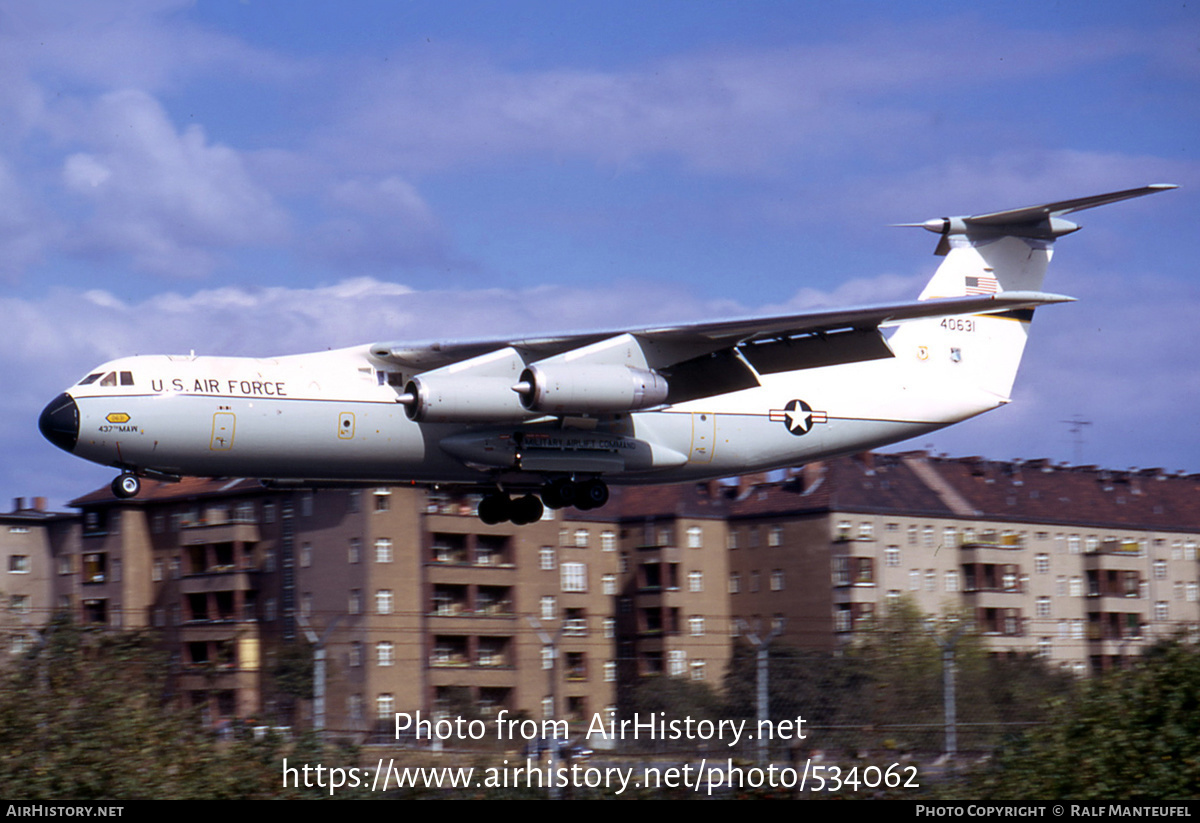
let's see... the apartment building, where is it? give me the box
[723,452,1200,672]
[17,448,1200,735]
[59,480,619,734]
[1,497,78,659]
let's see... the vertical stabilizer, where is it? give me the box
[890,184,1176,402]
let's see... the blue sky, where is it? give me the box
[3,1,1198,508]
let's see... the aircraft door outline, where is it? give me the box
[210,412,236,451]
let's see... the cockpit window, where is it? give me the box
[100,372,117,387]
[120,372,134,386]
[78,373,103,386]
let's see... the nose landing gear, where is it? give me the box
[111,473,141,499]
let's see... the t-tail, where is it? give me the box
[888,184,1176,401]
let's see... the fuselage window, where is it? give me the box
[120,372,134,386]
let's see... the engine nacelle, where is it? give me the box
[515,364,669,415]
[401,375,533,423]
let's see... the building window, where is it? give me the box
[768,526,783,547]
[943,527,957,547]
[348,538,361,564]
[1187,582,1198,603]
[729,573,741,594]
[907,525,918,546]
[770,570,784,591]
[601,531,616,551]
[10,595,30,614]
[300,543,312,568]
[574,529,590,548]
[944,571,959,592]
[859,522,874,540]
[604,661,616,682]
[301,592,312,618]
[1036,597,1051,618]
[909,570,920,591]
[687,527,702,548]
[923,526,935,548]
[375,538,393,564]
[688,571,703,593]
[561,562,587,593]
[690,660,707,681]
[1068,535,1080,554]
[689,616,705,636]
[542,646,554,670]
[152,560,163,582]
[79,554,105,587]
[8,555,30,574]
[1035,554,1050,574]
[300,492,313,517]
[602,574,617,596]
[349,642,363,667]
[264,598,276,621]
[885,546,900,567]
[376,641,394,667]
[349,589,362,615]
[540,596,556,620]
[603,618,615,639]
[668,650,686,677]
[376,694,394,719]
[1155,602,1169,622]
[375,590,393,615]
[1069,577,1082,597]
[374,489,390,512]
[1154,560,1167,580]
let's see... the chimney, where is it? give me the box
[33,497,46,512]
[12,498,24,512]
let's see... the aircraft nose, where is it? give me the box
[39,393,79,453]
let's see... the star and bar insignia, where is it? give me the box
[768,399,828,436]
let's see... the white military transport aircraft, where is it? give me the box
[40,184,1174,524]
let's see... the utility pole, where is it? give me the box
[938,618,967,768]
[296,613,343,743]
[739,619,783,765]
[527,616,565,799]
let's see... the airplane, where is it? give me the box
[39,184,1175,525]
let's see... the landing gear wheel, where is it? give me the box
[541,478,577,510]
[478,494,510,525]
[575,479,609,511]
[510,494,545,525]
[112,473,141,499]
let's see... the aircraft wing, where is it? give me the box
[369,290,1073,372]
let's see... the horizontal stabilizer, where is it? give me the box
[904,184,1178,252]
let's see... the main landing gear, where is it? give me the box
[478,478,609,525]
[111,472,141,499]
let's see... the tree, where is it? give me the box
[0,616,361,799]
[967,638,1200,800]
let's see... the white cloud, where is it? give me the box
[59,90,290,277]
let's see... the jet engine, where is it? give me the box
[513,364,669,415]
[399,375,533,423]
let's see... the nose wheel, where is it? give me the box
[111,473,141,499]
